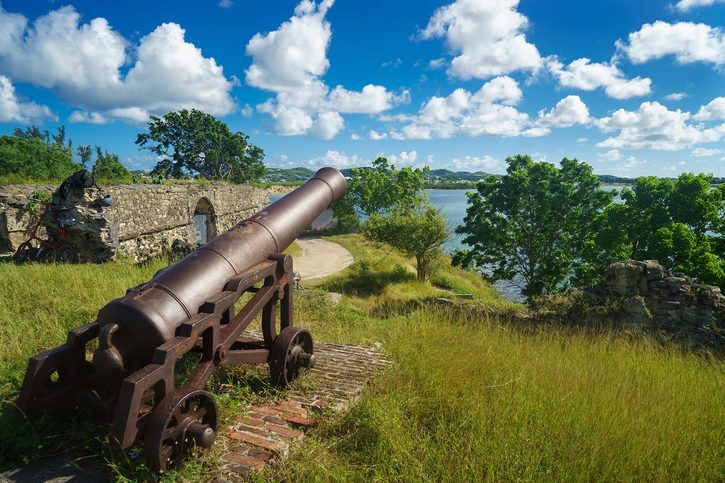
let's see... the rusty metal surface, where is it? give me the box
[15,167,346,472]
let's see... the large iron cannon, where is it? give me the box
[17,167,346,471]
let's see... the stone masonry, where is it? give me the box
[573,259,724,353]
[0,183,269,261]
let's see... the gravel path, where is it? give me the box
[293,238,353,280]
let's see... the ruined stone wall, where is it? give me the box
[0,183,269,261]
[569,260,724,353]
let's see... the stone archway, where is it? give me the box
[193,197,217,246]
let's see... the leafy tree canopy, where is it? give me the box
[92,146,131,182]
[136,109,265,183]
[596,173,724,288]
[364,201,450,282]
[455,155,613,300]
[0,126,80,181]
[331,156,429,228]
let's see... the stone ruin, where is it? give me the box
[0,182,269,262]
[573,259,724,353]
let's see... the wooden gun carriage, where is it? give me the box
[17,167,346,471]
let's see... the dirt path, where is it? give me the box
[293,238,353,280]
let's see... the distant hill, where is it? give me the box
[261,167,722,187]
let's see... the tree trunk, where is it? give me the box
[416,254,426,282]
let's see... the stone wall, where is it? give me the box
[570,260,724,353]
[0,183,269,261]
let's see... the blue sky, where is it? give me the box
[0,0,723,177]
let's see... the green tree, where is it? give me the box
[455,155,613,300]
[0,126,80,181]
[596,173,724,288]
[92,146,131,182]
[135,109,265,183]
[77,145,92,167]
[364,201,450,281]
[331,156,428,228]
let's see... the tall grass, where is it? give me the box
[0,234,723,481]
[276,308,725,482]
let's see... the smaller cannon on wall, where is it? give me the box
[17,167,346,472]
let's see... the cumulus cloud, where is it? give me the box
[419,0,543,79]
[0,75,55,123]
[386,150,418,166]
[536,95,589,127]
[599,149,622,161]
[547,58,651,99]
[388,76,532,139]
[0,5,235,123]
[595,101,724,150]
[693,96,725,120]
[664,92,688,101]
[68,110,109,124]
[691,147,723,157]
[245,0,401,138]
[304,150,364,169]
[673,0,725,12]
[387,77,589,140]
[619,21,725,66]
[451,155,505,172]
[369,130,388,140]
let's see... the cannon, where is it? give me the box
[16,167,346,471]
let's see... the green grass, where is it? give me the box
[0,235,723,481]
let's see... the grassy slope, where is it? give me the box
[0,235,722,481]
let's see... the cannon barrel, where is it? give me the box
[93,167,346,375]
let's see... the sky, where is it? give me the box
[0,0,723,177]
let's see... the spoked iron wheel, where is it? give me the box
[144,389,218,472]
[13,242,33,264]
[269,326,316,387]
[54,242,78,263]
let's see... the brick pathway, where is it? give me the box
[216,333,392,479]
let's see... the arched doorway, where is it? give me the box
[193,198,217,246]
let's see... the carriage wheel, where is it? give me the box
[269,327,316,387]
[13,242,33,264]
[55,243,78,263]
[144,389,218,472]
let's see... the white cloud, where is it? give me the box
[245,0,400,138]
[0,6,235,122]
[241,103,253,117]
[308,111,344,140]
[390,76,530,139]
[619,21,725,66]
[420,0,543,79]
[68,110,108,124]
[664,92,688,101]
[350,133,360,140]
[387,78,589,140]
[576,137,589,143]
[0,75,55,123]
[369,130,388,140]
[595,101,723,150]
[522,127,550,137]
[537,95,589,127]
[305,149,363,169]
[219,0,233,8]
[612,156,646,174]
[387,150,418,166]
[548,58,651,99]
[599,149,622,161]
[673,0,725,12]
[693,96,725,120]
[451,155,505,172]
[691,147,723,157]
